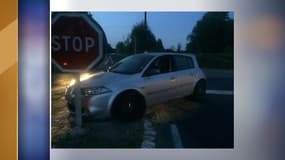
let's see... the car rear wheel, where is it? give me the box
[192,80,206,100]
[111,91,146,121]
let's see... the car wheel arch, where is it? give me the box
[191,78,207,100]
[197,78,206,86]
[109,89,146,116]
[194,78,207,92]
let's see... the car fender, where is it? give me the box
[192,68,207,88]
[106,88,146,113]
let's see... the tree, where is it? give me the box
[165,46,176,52]
[223,19,233,53]
[186,12,233,54]
[116,21,165,55]
[106,43,115,53]
[156,39,165,52]
[177,43,181,52]
[115,42,127,55]
[129,22,157,53]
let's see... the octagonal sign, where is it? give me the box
[52,13,104,72]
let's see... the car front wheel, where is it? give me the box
[111,91,145,121]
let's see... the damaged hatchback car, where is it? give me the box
[65,52,206,121]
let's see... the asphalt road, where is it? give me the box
[152,69,234,148]
[175,94,233,148]
[52,69,233,148]
[204,69,234,90]
[186,69,233,148]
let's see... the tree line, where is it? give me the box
[114,22,165,55]
[109,12,233,56]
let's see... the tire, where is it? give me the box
[111,91,146,121]
[67,103,84,113]
[192,80,206,101]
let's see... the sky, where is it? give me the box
[91,12,233,50]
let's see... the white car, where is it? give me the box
[65,53,206,121]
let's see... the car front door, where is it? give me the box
[140,55,177,106]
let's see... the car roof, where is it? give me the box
[139,52,196,58]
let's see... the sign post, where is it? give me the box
[52,12,105,135]
[73,74,82,134]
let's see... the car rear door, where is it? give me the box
[172,55,196,97]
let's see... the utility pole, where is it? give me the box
[144,11,147,28]
[132,36,136,54]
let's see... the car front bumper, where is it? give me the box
[66,92,113,119]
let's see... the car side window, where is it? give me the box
[173,55,194,71]
[144,55,171,76]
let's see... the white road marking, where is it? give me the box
[141,118,156,148]
[170,124,183,148]
[206,90,233,95]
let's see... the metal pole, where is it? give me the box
[134,36,136,54]
[132,35,136,54]
[73,73,82,135]
[144,11,147,28]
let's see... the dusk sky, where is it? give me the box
[91,12,234,50]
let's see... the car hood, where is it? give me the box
[79,71,131,88]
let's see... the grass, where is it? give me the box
[52,120,144,148]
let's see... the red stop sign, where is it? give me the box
[52,13,104,72]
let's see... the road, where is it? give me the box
[204,69,233,90]
[149,69,233,148]
[174,94,233,148]
[185,69,233,148]
[51,69,233,148]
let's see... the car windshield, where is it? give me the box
[109,54,154,74]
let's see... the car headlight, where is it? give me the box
[81,87,111,96]
[68,73,97,87]
[68,79,76,87]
